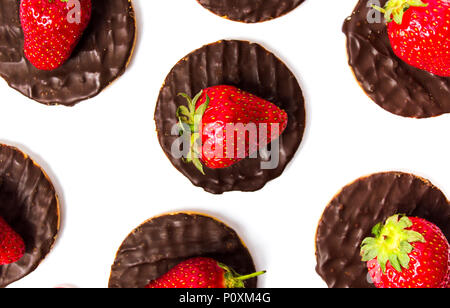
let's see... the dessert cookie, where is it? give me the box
[343,0,450,118]
[109,212,258,288]
[0,0,136,106]
[155,40,305,194]
[197,0,305,23]
[316,172,449,288]
[0,144,60,288]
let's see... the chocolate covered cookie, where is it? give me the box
[0,0,136,106]
[109,212,258,288]
[197,0,305,23]
[343,0,450,118]
[315,172,449,288]
[0,144,60,288]
[155,40,305,194]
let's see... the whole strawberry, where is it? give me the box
[0,216,25,265]
[375,0,450,77]
[177,85,288,174]
[361,215,450,288]
[20,0,92,71]
[145,257,266,288]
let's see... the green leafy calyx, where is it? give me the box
[360,214,425,273]
[373,0,428,24]
[218,263,266,288]
[176,90,210,175]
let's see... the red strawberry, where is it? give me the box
[361,215,450,288]
[375,0,450,77]
[20,0,92,71]
[0,216,25,265]
[177,85,288,174]
[145,257,265,288]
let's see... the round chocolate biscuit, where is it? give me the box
[316,172,450,288]
[108,212,258,288]
[343,0,450,118]
[197,0,305,23]
[155,40,305,194]
[0,0,136,106]
[0,144,60,288]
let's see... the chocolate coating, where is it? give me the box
[197,0,305,23]
[316,172,450,288]
[155,40,305,194]
[343,0,450,118]
[0,0,136,106]
[0,144,60,288]
[108,213,257,288]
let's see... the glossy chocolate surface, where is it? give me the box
[0,144,59,288]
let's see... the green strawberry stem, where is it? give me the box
[177,90,210,175]
[360,214,425,273]
[219,263,266,288]
[373,0,428,24]
[235,271,267,281]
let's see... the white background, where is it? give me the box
[2,0,449,288]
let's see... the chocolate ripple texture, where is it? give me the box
[197,0,305,23]
[109,213,257,288]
